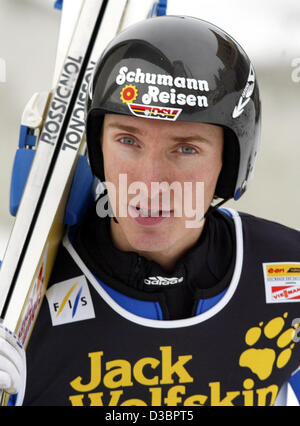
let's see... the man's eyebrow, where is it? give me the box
[106,122,145,135]
[106,123,211,143]
[171,135,211,144]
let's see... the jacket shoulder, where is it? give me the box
[48,236,82,288]
[238,211,300,253]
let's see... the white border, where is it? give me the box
[63,208,244,329]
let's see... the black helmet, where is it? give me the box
[86,15,261,200]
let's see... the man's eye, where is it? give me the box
[178,146,197,154]
[119,137,137,146]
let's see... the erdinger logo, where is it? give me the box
[128,103,182,121]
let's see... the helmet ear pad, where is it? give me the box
[86,109,106,182]
[215,127,240,200]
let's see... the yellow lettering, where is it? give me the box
[160,346,193,385]
[209,382,240,406]
[121,399,147,406]
[164,385,186,406]
[70,351,103,392]
[256,384,279,406]
[69,390,123,406]
[149,387,162,406]
[69,394,85,406]
[133,357,160,386]
[184,394,208,406]
[86,392,105,407]
[103,359,133,389]
[242,379,255,406]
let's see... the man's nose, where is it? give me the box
[133,151,173,207]
[138,152,170,189]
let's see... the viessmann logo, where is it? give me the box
[271,286,300,301]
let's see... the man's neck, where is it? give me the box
[110,218,205,273]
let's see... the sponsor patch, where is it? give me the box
[46,276,95,326]
[232,64,255,119]
[128,103,182,121]
[263,263,300,304]
[116,66,210,117]
[144,276,184,286]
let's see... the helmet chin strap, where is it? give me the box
[204,198,230,219]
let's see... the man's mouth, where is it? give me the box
[131,206,172,217]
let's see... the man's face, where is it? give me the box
[101,114,224,255]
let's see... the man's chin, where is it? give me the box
[127,236,172,254]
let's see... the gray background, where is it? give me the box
[0,0,299,405]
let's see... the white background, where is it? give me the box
[0,0,299,405]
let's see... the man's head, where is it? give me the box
[86,15,261,202]
[85,15,261,267]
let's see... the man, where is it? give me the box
[1,15,300,406]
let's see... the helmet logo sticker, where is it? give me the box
[116,66,210,119]
[232,64,256,119]
[128,103,182,121]
[120,85,138,104]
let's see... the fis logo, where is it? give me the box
[46,276,95,326]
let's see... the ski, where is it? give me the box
[0,0,106,320]
[0,0,167,406]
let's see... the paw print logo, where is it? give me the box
[239,313,299,380]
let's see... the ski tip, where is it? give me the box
[54,0,63,11]
[148,0,168,18]
[157,0,168,16]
